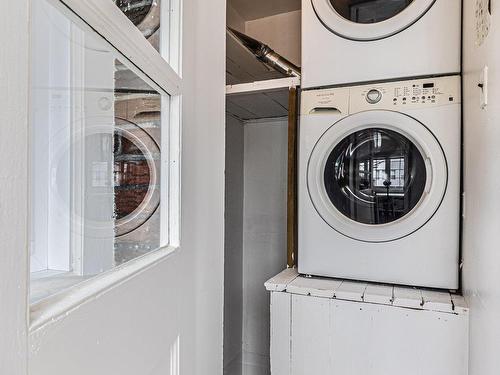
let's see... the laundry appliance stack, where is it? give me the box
[298,0,462,289]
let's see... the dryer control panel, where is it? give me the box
[301,75,461,115]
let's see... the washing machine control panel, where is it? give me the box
[352,75,461,112]
[300,76,461,115]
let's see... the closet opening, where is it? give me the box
[224,1,301,374]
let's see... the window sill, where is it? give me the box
[29,245,179,332]
[30,270,92,305]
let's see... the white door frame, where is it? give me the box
[57,0,182,95]
[0,1,29,373]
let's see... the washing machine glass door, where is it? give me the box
[312,0,436,40]
[307,110,447,242]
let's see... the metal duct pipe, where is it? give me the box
[227,27,301,78]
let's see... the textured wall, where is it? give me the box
[242,119,288,375]
[224,115,245,375]
[462,1,500,374]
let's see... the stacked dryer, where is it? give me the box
[299,0,462,289]
[302,0,461,88]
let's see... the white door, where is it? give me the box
[307,110,447,242]
[0,0,225,374]
[311,0,436,40]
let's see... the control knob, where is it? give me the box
[366,89,382,104]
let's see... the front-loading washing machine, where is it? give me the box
[302,0,462,88]
[299,75,461,289]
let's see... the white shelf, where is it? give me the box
[225,27,301,121]
[226,77,300,121]
[226,76,300,95]
[265,268,469,314]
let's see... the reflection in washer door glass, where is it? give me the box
[330,0,413,24]
[323,128,426,225]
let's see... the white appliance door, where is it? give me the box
[307,110,447,243]
[311,0,436,40]
[1,0,223,374]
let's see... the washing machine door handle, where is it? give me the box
[424,157,433,194]
[309,107,342,115]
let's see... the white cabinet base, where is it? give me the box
[266,270,469,375]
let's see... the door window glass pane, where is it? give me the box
[323,128,426,225]
[329,0,413,24]
[30,0,166,303]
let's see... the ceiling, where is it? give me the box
[228,0,301,21]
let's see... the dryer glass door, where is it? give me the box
[312,0,436,40]
[330,0,413,24]
[324,128,426,225]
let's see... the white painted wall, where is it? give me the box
[28,0,226,374]
[224,117,289,375]
[227,3,246,33]
[245,11,302,67]
[224,115,245,375]
[242,119,288,375]
[228,0,300,21]
[462,2,500,374]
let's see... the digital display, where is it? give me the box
[423,83,435,88]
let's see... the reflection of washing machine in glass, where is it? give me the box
[302,0,461,88]
[299,76,461,289]
[114,0,161,50]
[29,0,166,294]
[113,117,160,237]
[50,95,163,267]
[113,95,162,265]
